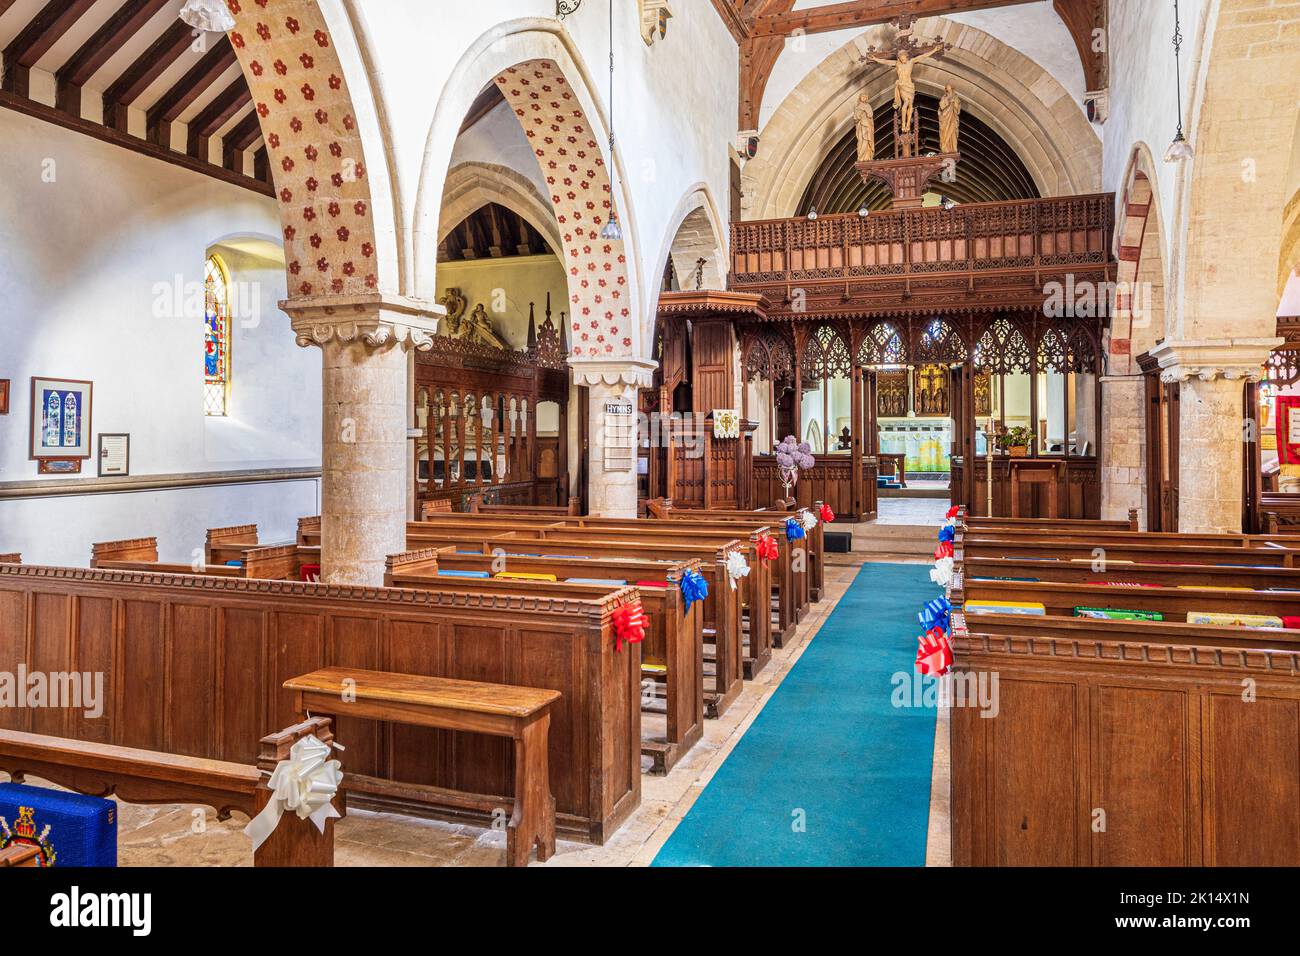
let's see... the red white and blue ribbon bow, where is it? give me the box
[612,601,648,652]
[916,627,953,677]
[945,505,960,521]
[785,517,807,541]
[680,570,709,612]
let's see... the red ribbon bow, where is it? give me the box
[756,533,779,562]
[945,505,961,521]
[916,627,953,677]
[935,541,954,561]
[613,601,648,652]
[819,504,835,524]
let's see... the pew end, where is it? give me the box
[206,524,259,566]
[252,717,339,868]
[91,537,159,567]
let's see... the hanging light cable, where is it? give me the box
[1164,0,1194,163]
[600,0,624,241]
[179,0,235,33]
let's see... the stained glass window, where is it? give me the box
[204,254,231,416]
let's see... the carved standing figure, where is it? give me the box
[854,93,876,163]
[939,84,962,154]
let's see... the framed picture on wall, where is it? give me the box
[0,379,9,415]
[98,434,130,477]
[29,376,93,464]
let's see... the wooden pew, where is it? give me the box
[91,537,310,582]
[0,563,642,843]
[0,718,337,867]
[284,669,559,867]
[954,527,1300,568]
[206,524,260,567]
[464,493,582,517]
[955,507,1138,533]
[950,609,1300,865]
[386,549,703,774]
[409,512,777,679]
[958,554,1300,592]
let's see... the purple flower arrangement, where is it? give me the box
[774,435,815,496]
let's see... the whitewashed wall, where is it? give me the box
[0,108,321,566]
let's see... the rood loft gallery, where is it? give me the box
[0,0,1299,905]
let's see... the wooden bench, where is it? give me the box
[954,527,1300,568]
[0,564,641,843]
[0,718,337,867]
[956,507,1138,533]
[206,524,261,567]
[465,493,582,517]
[386,549,703,775]
[284,668,559,867]
[409,512,777,677]
[951,609,1300,865]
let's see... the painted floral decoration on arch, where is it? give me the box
[494,60,632,359]
[225,0,379,298]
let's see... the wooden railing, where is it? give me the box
[729,194,1114,287]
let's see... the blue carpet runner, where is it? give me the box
[651,563,937,867]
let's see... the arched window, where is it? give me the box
[204,254,231,416]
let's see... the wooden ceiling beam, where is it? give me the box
[186,77,251,157]
[2,0,98,95]
[146,35,235,146]
[222,108,262,171]
[57,0,172,114]
[750,0,1035,38]
[102,19,196,130]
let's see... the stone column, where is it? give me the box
[283,294,441,585]
[1099,374,1146,526]
[1149,339,1280,534]
[572,361,657,519]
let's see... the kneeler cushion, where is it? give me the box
[0,783,117,867]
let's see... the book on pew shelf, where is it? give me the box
[1074,607,1165,622]
[636,580,669,588]
[225,561,243,567]
[437,570,491,579]
[1086,581,1165,588]
[641,663,668,675]
[1175,585,1254,592]
[544,555,591,560]
[494,572,558,582]
[1185,611,1284,629]
[971,576,1040,583]
[0,783,117,867]
[1068,558,1133,564]
[1267,588,1300,593]
[565,578,628,587]
[963,600,1046,616]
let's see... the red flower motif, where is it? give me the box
[274,59,288,76]
[331,173,343,187]
[231,32,244,48]
[314,109,328,124]
[328,74,342,90]
[274,89,287,104]
[283,225,296,240]
[329,142,342,157]
[302,207,317,221]
[314,29,329,47]
[300,53,315,70]
[360,242,373,257]
[290,117,303,132]
[305,177,318,192]
[316,257,329,272]
[267,133,280,148]
[336,227,350,242]
[342,114,355,131]
[285,17,300,33]
[288,260,300,275]
[256,102,270,117]
[365,274,377,289]
[255,22,270,41]
[280,157,294,172]
[278,188,293,204]
[301,83,315,102]
[354,201,367,217]
[250,61,263,76]
[327,202,340,217]
[304,145,318,161]
[229,0,241,11]
[299,281,312,295]
[342,261,355,276]
[309,234,322,248]
[331,278,344,293]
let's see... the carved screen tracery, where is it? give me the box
[915,318,968,365]
[857,321,908,367]
[804,325,852,382]
[745,330,795,383]
[973,317,1031,374]
[1266,349,1300,387]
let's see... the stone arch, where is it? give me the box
[745,16,1101,220]
[438,161,564,256]
[1110,145,1169,374]
[225,0,400,299]
[656,185,729,292]
[412,21,648,372]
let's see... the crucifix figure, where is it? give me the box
[864,16,950,155]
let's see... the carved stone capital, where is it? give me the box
[280,293,444,352]
[1148,338,1284,385]
[569,358,658,389]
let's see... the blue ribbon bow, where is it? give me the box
[680,570,709,612]
[938,525,955,544]
[918,596,952,634]
[785,518,807,541]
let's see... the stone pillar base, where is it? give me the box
[572,360,656,520]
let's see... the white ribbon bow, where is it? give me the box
[800,511,818,532]
[244,735,343,852]
[726,551,751,590]
[930,556,955,589]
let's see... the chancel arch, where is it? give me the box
[746,16,1102,221]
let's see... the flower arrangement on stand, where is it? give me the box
[774,435,815,500]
